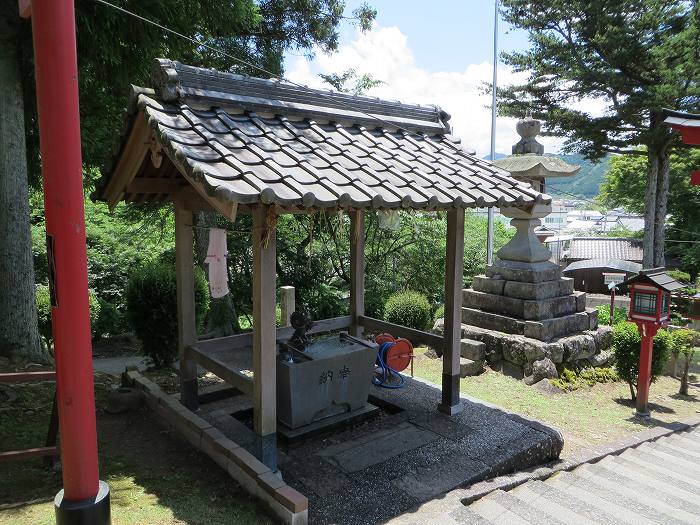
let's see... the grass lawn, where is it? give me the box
[0,363,272,525]
[412,348,700,457]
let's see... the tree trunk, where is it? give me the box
[679,355,689,396]
[628,380,636,401]
[653,148,670,268]
[0,3,50,364]
[642,150,658,268]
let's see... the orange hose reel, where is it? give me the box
[373,333,414,372]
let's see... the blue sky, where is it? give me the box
[336,0,530,72]
[283,1,565,156]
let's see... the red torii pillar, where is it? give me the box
[19,0,111,523]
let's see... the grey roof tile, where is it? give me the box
[98,60,552,210]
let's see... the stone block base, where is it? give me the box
[461,323,614,380]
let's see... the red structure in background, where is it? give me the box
[19,0,110,523]
[621,269,684,417]
[664,109,700,186]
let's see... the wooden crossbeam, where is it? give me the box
[126,178,185,195]
[0,371,55,383]
[0,446,58,463]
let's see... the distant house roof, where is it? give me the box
[563,237,644,262]
[564,220,600,231]
[562,258,642,274]
[618,216,645,232]
[621,268,685,292]
[95,59,548,212]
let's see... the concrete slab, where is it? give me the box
[282,377,561,524]
[92,355,148,375]
[196,376,562,525]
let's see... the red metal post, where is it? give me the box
[635,322,658,417]
[24,1,110,521]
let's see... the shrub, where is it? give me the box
[550,366,619,391]
[384,290,432,331]
[667,270,691,284]
[93,299,124,339]
[612,321,671,400]
[671,329,699,395]
[596,304,628,325]
[126,262,209,367]
[36,285,101,344]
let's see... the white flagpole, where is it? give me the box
[486,0,499,266]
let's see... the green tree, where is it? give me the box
[498,1,700,268]
[1,0,375,361]
[599,149,700,275]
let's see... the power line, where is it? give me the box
[91,0,449,141]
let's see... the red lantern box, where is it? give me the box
[620,268,684,416]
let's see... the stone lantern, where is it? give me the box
[620,268,684,416]
[493,117,580,193]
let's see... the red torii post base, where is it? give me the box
[634,322,660,417]
[20,0,110,523]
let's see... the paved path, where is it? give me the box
[394,424,700,524]
[93,356,148,376]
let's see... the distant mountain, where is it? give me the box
[483,152,611,200]
[547,154,610,200]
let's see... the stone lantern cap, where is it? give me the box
[494,117,580,180]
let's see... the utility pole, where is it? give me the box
[19,1,111,523]
[486,0,499,266]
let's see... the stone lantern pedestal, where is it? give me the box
[460,204,612,381]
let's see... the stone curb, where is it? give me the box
[125,371,308,525]
[458,412,700,505]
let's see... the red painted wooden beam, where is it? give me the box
[691,171,700,186]
[30,0,101,503]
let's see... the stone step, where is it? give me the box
[460,338,485,360]
[462,289,583,321]
[659,431,700,452]
[614,451,700,493]
[516,480,618,525]
[469,490,532,524]
[471,275,574,300]
[574,463,700,523]
[636,442,700,480]
[462,307,525,335]
[484,485,568,524]
[621,445,700,482]
[523,311,593,342]
[545,472,660,525]
[486,260,562,283]
[594,456,700,514]
[460,358,484,377]
[651,440,700,463]
[553,469,689,525]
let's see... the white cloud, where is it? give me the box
[286,25,575,157]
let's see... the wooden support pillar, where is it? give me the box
[175,205,198,410]
[252,204,278,470]
[350,210,365,337]
[279,286,295,326]
[438,207,465,415]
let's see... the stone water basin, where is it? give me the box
[276,333,377,429]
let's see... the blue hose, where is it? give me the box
[373,341,405,389]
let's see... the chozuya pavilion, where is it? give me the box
[96,59,555,523]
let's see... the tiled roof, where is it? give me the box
[562,258,642,274]
[563,237,644,262]
[621,268,685,292]
[96,60,549,211]
[663,108,700,128]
